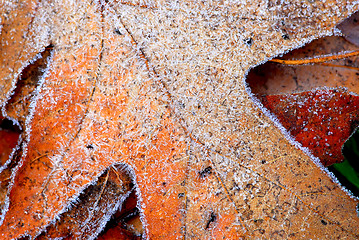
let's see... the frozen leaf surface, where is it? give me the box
[98,190,143,239]
[247,33,359,167]
[0,0,359,239]
[261,89,359,166]
[36,164,134,239]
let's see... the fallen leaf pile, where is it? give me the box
[0,1,359,239]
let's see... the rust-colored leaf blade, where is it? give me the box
[261,89,359,166]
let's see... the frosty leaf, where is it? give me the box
[0,43,52,220]
[1,0,359,239]
[98,190,143,239]
[4,45,54,126]
[247,36,359,96]
[36,164,134,240]
[247,32,359,166]
[260,89,359,166]
[0,0,51,108]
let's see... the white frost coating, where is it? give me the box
[333,26,344,36]
[0,48,54,226]
[243,63,359,201]
[84,166,134,240]
[0,17,2,36]
[32,163,136,240]
[0,51,43,119]
[127,165,149,240]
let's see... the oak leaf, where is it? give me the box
[0,1,359,239]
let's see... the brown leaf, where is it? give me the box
[247,36,359,96]
[36,164,133,239]
[338,11,359,47]
[1,1,359,239]
[98,190,143,239]
[247,33,359,166]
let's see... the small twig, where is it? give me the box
[269,50,359,65]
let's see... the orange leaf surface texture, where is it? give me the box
[0,1,359,239]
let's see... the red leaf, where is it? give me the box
[261,88,359,166]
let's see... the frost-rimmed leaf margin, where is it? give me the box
[30,163,144,240]
[0,47,53,174]
[0,46,55,227]
[0,50,43,127]
[243,32,359,201]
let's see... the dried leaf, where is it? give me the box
[247,33,359,166]
[36,164,133,239]
[247,36,359,96]
[1,1,359,239]
[260,89,359,166]
[337,11,359,47]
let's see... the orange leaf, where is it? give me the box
[1,1,359,239]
